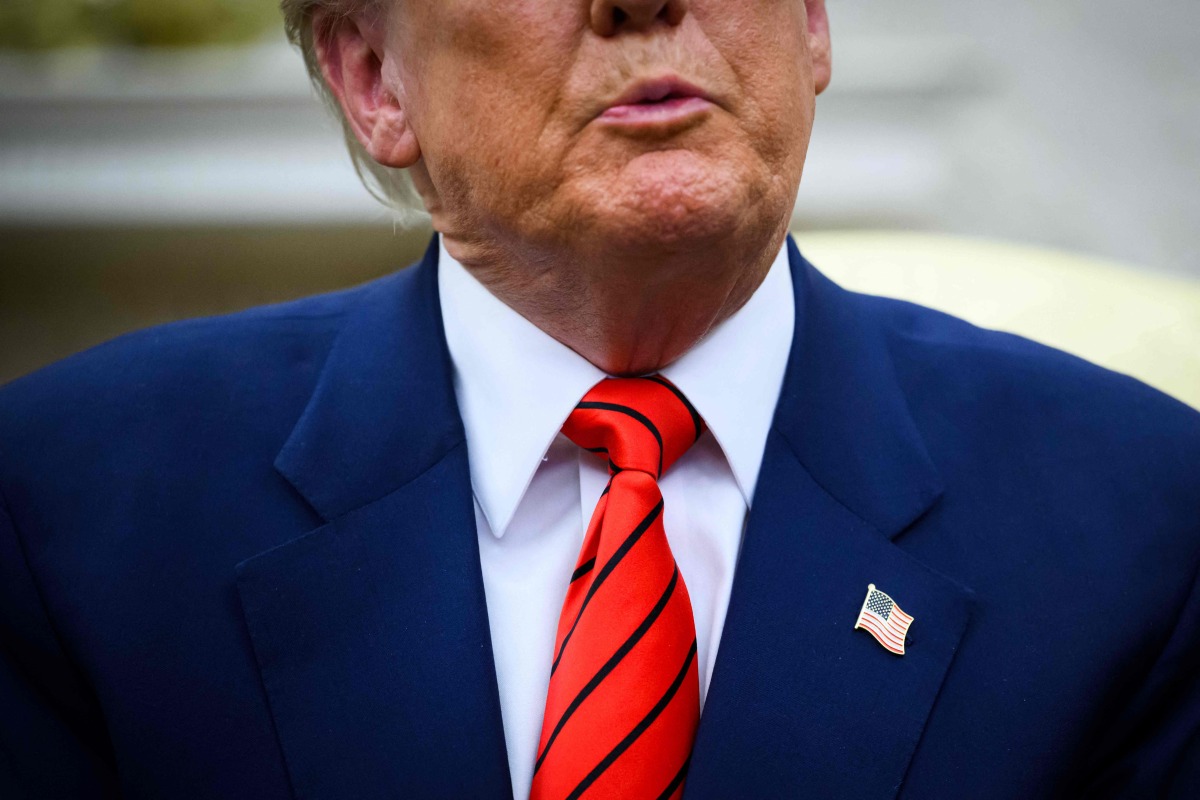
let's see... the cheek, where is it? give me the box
[407,3,580,194]
[697,1,812,128]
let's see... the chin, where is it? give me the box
[588,149,766,252]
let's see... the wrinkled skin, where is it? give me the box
[317,0,830,374]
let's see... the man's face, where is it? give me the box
[385,0,829,257]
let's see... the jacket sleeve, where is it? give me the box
[1083,557,1200,799]
[0,491,119,798]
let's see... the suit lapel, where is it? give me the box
[686,240,975,799]
[236,240,512,799]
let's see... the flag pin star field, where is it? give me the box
[854,584,913,656]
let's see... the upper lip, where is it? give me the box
[603,75,714,112]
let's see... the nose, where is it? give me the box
[589,0,689,37]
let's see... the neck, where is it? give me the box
[438,221,789,376]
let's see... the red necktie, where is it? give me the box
[530,375,705,800]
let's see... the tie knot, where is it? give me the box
[562,376,705,479]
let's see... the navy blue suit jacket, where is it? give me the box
[2,238,1199,798]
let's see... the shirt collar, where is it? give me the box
[658,240,794,506]
[439,236,794,538]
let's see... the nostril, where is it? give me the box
[597,1,682,37]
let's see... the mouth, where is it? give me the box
[597,76,716,127]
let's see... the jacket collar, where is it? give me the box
[274,237,464,522]
[772,236,944,537]
[276,235,944,535]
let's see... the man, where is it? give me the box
[1,0,1198,797]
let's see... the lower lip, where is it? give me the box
[598,95,713,125]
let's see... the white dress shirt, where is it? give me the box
[438,238,794,800]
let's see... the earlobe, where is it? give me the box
[365,108,422,169]
[805,0,832,95]
[312,9,421,169]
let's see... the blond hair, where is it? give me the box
[280,0,426,221]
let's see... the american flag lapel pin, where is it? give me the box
[854,584,913,656]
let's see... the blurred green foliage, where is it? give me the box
[0,0,281,49]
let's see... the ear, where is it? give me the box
[312,8,421,169]
[804,0,832,96]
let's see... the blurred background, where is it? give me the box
[1,0,1198,404]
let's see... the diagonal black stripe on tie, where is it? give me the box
[575,401,665,478]
[565,639,698,800]
[643,375,703,443]
[582,446,628,474]
[570,558,596,584]
[655,754,692,800]
[535,566,680,774]
[551,500,664,675]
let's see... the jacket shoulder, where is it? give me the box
[871,290,1197,412]
[0,274,397,416]
[859,289,1200,513]
[0,272,406,493]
